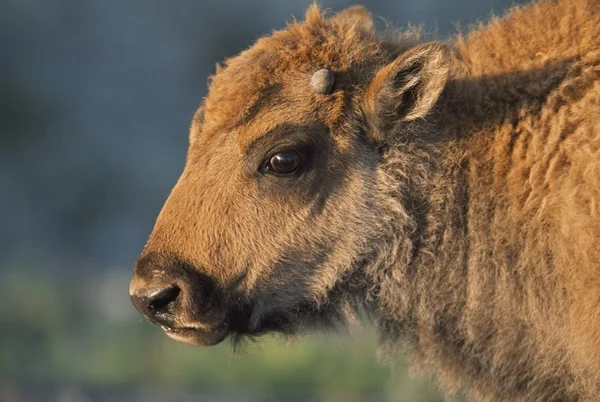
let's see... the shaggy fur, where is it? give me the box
[130,1,600,400]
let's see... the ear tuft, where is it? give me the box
[189,105,205,146]
[333,5,374,32]
[305,3,325,26]
[363,43,450,140]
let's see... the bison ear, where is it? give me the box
[332,6,374,33]
[363,43,449,141]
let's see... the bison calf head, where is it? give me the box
[130,5,448,346]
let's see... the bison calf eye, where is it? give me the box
[264,151,301,176]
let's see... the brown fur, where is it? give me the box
[130,1,600,400]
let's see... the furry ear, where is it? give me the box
[332,6,374,32]
[363,43,449,140]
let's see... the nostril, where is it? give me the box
[148,285,181,313]
[130,284,181,325]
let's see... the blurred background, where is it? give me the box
[1,0,523,401]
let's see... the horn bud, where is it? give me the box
[310,69,334,94]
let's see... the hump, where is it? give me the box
[456,0,600,76]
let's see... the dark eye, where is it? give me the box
[265,151,301,175]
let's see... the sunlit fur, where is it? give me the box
[135,0,600,400]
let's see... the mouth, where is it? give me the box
[160,324,229,346]
[153,297,320,347]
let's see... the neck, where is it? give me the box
[360,0,600,397]
[366,58,578,399]
[369,124,469,338]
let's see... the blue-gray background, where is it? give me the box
[1,1,521,401]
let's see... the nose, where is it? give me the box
[131,251,221,329]
[130,285,181,326]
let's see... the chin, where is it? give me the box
[162,325,229,346]
[226,300,338,342]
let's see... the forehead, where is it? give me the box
[199,61,347,154]
[193,8,388,153]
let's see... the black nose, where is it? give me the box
[130,285,181,326]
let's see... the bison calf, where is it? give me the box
[130,0,600,400]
